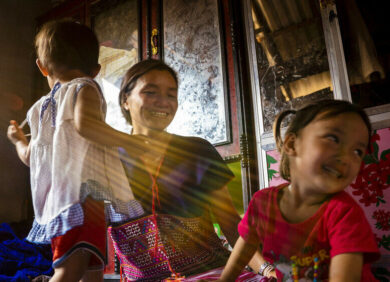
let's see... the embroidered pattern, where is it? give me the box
[108,214,229,281]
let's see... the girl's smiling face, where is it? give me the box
[288,112,369,195]
[123,70,178,135]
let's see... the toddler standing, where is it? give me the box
[7,20,144,281]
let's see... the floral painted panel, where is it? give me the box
[346,128,390,275]
[267,150,287,187]
[266,128,390,279]
[163,0,229,144]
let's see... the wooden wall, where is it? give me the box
[0,0,51,223]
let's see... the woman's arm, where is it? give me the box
[210,187,276,278]
[329,253,363,282]
[218,236,259,281]
[74,85,147,154]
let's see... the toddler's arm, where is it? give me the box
[74,84,147,154]
[210,187,274,278]
[7,120,30,166]
[218,236,259,281]
[329,253,363,281]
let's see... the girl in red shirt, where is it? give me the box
[219,100,379,281]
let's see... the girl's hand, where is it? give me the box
[267,269,277,280]
[7,120,28,145]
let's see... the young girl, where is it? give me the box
[218,100,380,281]
[7,20,145,281]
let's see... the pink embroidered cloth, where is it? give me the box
[184,266,268,281]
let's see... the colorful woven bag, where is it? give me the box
[108,213,230,281]
[109,156,229,281]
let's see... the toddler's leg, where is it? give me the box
[80,269,104,282]
[50,198,106,282]
[50,249,91,281]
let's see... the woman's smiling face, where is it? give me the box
[123,69,178,134]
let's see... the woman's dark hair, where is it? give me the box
[273,99,372,181]
[35,19,99,76]
[119,59,178,125]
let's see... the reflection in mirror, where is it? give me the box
[163,0,229,145]
[251,0,333,132]
[92,0,138,133]
[337,0,390,108]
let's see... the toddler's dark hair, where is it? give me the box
[35,19,99,77]
[273,99,372,181]
[119,59,178,125]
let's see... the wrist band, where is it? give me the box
[263,264,274,277]
[258,262,275,277]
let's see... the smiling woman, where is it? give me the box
[106,59,264,281]
[122,69,178,134]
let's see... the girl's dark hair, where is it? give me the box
[35,19,99,76]
[119,59,178,125]
[273,99,372,181]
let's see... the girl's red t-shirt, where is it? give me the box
[239,184,380,281]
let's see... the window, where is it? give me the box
[92,0,139,133]
[337,0,390,109]
[250,0,334,133]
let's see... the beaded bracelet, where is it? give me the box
[263,264,274,277]
[258,262,275,277]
